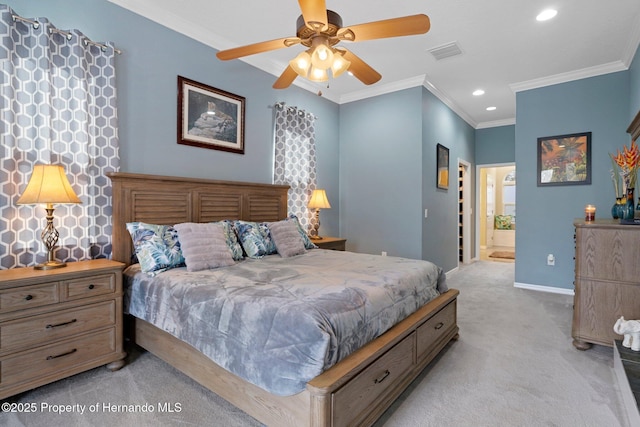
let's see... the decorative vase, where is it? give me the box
[612,197,624,219]
[623,188,635,220]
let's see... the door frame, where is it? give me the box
[458,158,472,265]
[475,162,516,260]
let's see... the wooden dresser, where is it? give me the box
[572,219,640,350]
[0,259,126,399]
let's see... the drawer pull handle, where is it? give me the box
[434,322,444,330]
[46,348,77,360]
[25,294,33,301]
[88,284,95,290]
[46,319,77,329]
[374,370,390,384]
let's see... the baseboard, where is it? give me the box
[514,282,575,296]
[445,266,459,278]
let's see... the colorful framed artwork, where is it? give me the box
[537,132,591,186]
[437,143,449,190]
[177,76,245,154]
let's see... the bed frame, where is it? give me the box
[108,172,459,427]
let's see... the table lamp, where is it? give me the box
[308,189,331,240]
[17,164,82,269]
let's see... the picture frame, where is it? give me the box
[177,76,245,154]
[537,132,591,186]
[436,143,449,190]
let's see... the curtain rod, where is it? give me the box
[11,14,122,55]
[274,102,318,120]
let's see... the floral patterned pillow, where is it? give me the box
[218,219,244,260]
[126,222,185,276]
[233,220,273,258]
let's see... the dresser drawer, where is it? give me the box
[416,299,456,360]
[332,332,414,427]
[0,283,59,314]
[63,274,115,301]
[0,327,116,388]
[0,300,116,353]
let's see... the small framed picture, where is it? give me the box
[177,76,245,154]
[537,132,591,186]
[436,143,449,190]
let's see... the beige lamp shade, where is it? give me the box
[17,164,81,205]
[308,189,331,210]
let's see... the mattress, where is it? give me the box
[124,249,447,396]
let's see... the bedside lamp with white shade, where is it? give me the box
[17,164,82,270]
[308,189,331,240]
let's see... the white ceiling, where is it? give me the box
[110,0,640,129]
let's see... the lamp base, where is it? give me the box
[309,235,323,240]
[34,260,67,270]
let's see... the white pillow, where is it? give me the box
[174,222,235,271]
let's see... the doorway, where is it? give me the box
[458,159,471,265]
[477,163,516,262]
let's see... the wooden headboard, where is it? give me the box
[107,172,289,265]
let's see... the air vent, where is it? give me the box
[428,42,462,60]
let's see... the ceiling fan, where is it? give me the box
[216,0,430,89]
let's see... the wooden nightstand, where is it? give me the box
[313,236,347,251]
[0,259,126,399]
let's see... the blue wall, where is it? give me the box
[476,125,516,164]
[630,44,640,122]
[515,72,630,290]
[421,89,476,271]
[339,88,423,259]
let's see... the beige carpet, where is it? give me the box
[0,261,629,427]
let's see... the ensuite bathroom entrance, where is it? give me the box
[478,164,516,262]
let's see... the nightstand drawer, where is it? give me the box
[63,274,115,301]
[0,327,116,388]
[0,300,116,353]
[0,282,59,313]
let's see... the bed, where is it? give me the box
[108,172,459,427]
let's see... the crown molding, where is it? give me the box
[510,61,628,93]
[475,118,516,130]
[421,78,477,128]
[339,75,425,104]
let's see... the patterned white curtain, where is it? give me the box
[273,103,317,232]
[0,5,119,269]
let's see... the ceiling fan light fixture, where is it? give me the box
[310,42,334,69]
[290,50,312,76]
[331,51,351,77]
[308,66,328,82]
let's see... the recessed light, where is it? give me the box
[536,9,557,21]
[473,89,485,96]
[486,106,497,111]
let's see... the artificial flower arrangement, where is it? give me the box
[610,139,639,198]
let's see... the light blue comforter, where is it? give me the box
[124,249,446,396]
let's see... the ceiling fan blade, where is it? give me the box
[338,14,430,42]
[216,37,300,60]
[298,0,328,31]
[340,49,381,85]
[273,65,298,89]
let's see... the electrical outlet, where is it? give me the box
[547,254,555,266]
[424,209,428,218]
[381,251,387,257]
